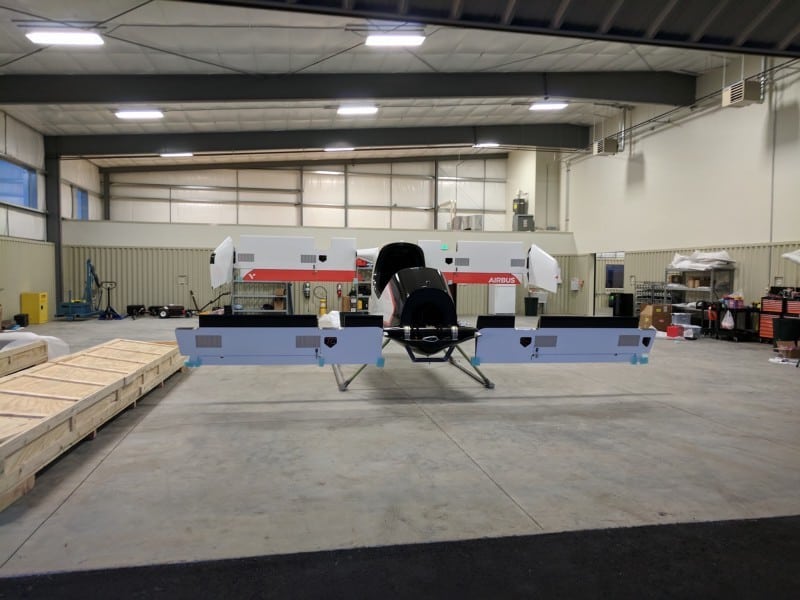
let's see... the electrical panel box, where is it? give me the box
[513,214,535,231]
[20,292,48,324]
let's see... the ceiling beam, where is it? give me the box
[734,0,782,47]
[778,20,800,50]
[97,153,511,174]
[645,0,679,39]
[0,72,697,106]
[44,124,590,158]
[551,0,573,29]
[501,0,518,26]
[449,0,464,20]
[191,0,800,58]
[689,0,730,42]
[598,0,625,34]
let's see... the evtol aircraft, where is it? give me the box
[176,235,655,390]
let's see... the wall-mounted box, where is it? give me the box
[513,214,534,231]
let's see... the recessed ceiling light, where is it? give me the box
[160,152,193,158]
[473,142,500,148]
[324,147,355,152]
[115,109,164,120]
[365,34,425,47]
[337,105,378,116]
[529,102,569,111]
[25,29,104,46]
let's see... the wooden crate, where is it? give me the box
[0,339,184,512]
[0,340,48,378]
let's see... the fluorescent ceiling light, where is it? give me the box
[324,147,355,152]
[25,29,104,46]
[473,142,500,148]
[337,105,378,116]
[365,34,425,47]
[529,102,569,111]
[115,109,164,120]
[313,170,344,175]
[160,152,193,158]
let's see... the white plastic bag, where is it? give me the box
[721,310,735,330]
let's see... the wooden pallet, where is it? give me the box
[0,339,184,512]
[0,340,48,378]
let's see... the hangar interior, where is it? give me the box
[1,0,799,597]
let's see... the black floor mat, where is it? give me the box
[1,515,799,599]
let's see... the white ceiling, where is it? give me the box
[0,0,738,160]
[0,0,728,75]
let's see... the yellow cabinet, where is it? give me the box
[20,292,48,324]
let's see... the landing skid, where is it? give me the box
[331,339,391,391]
[332,340,495,391]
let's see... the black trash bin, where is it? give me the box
[612,293,634,317]
[524,296,539,316]
[774,318,800,341]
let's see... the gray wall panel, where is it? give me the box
[0,236,56,317]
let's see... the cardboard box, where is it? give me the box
[639,304,671,331]
[776,340,800,359]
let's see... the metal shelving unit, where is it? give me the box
[664,267,734,301]
[231,271,293,314]
[634,281,679,316]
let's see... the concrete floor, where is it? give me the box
[1,315,799,575]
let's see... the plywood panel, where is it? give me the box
[0,339,183,511]
[0,341,48,378]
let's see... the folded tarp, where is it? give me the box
[669,250,735,271]
[782,249,800,265]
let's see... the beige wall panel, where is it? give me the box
[566,66,800,253]
[62,246,215,312]
[505,151,536,231]
[0,237,55,316]
[623,242,800,305]
[60,159,101,194]
[456,284,488,315]
[544,254,594,315]
[4,116,44,169]
[771,243,800,286]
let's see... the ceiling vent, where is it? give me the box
[592,137,619,156]
[721,80,762,107]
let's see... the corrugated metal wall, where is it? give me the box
[0,236,56,316]
[624,241,800,304]
[456,284,489,315]
[770,242,800,287]
[61,241,799,319]
[63,246,215,312]
[516,254,594,316]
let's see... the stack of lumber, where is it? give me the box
[0,340,48,378]
[0,339,184,511]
